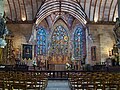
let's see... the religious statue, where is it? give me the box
[0,15,8,48]
[0,16,8,37]
[114,18,120,49]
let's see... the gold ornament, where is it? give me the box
[64,36,68,41]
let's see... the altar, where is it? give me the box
[48,64,66,70]
[48,55,71,70]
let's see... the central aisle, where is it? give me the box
[45,80,70,90]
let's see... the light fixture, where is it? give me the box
[94,18,98,23]
[22,17,26,21]
[113,18,116,22]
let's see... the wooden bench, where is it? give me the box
[0,71,48,90]
[68,72,120,90]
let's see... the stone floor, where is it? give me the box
[45,80,71,90]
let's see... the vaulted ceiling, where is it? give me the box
[4,0,118,24]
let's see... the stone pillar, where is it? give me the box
[99,34,103,63]
[86,27,93,65]
[32,45,34,60]
[86,28,89,64]
[99,32,111,63]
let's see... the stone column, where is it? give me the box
[32,45,34,60]
[86,28,89,64]
[86,28,94,65]
[99,31,111,63]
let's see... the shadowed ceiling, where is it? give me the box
[4,0,118,24]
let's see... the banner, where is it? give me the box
[91,46,96,61]
[22,44,32,60]
[0,0,4,17]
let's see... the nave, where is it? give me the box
[0,0,120,89]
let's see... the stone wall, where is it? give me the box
[7,24,33,49]
[6,23,116,66]
[6,24,33,65]
[87,24,116,65]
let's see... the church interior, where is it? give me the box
[0,0,120,89]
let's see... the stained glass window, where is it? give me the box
[51,25,69,55]
[36,27,47,55]
[74,27,86,58]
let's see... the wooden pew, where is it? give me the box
[68,72,120,90]
[1,71,48,90]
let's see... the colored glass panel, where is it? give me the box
[51,25,69,55]
[36,27,47,55]
[74,27,86,58]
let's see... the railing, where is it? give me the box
[0,66,120,79]
[42,71,72,79]
[1,70,114,79]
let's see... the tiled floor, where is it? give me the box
[45,80,70,90]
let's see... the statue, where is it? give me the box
[0,18,5,37]
[0,15,8,48]
[114,18,120,48]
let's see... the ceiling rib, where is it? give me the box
[4,0,118,24]
[36,0,38,10]
[89,0,92,19]
[98,0,102,21]
[112,1,118,21]
[22,0,27,21]
[13,0,17,20]
[84,0,86,11]
[35,0,45,19]
[93,0,97,21]
[108,0,113,21]
[36,1,87,26]
[102,0,107,20]
[31,0,34,19]
[38,1,86,20]
[18,0,22,20]
[7,0,12,20]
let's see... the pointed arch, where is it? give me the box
[50,25,69,55]
[52,19,70,34]
[74,25,86,58]
[53,17,68,27]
